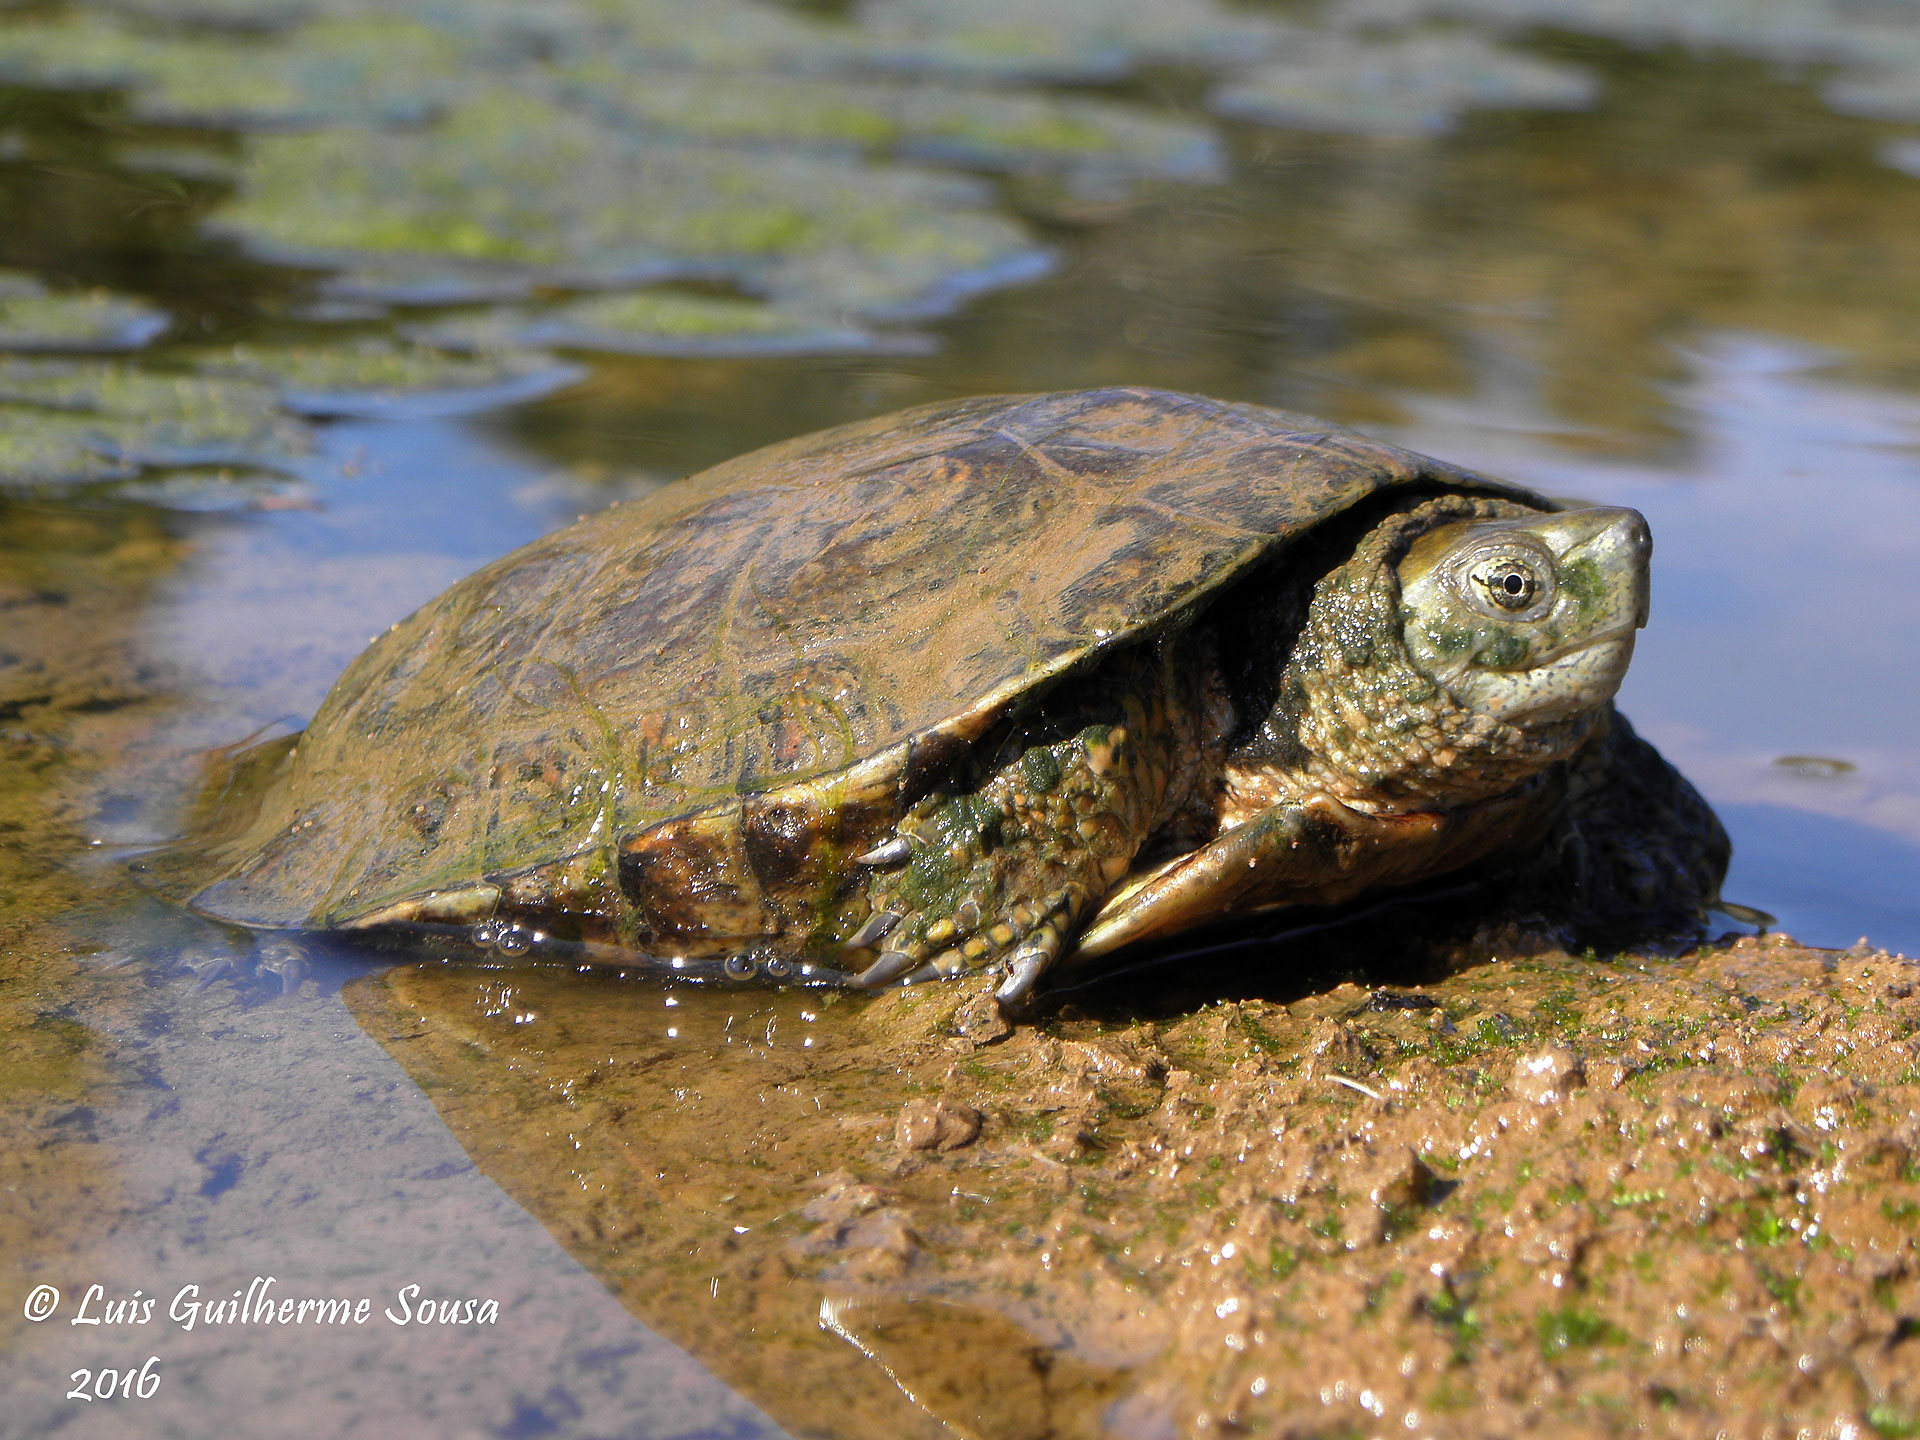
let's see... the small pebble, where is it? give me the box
[895,1098,983,1152]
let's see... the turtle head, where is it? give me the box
[1246,497,1650,812]
[1395,506,1650,727]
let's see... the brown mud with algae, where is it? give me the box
[348,923,1920,1440]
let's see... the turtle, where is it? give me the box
[138,388,1727,1007]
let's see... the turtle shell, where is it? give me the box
[140,388,1538,943]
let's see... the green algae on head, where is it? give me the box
[1189,497,1650,828]
[1066,494,1668,965]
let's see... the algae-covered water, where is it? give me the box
[3,0,1920,1436]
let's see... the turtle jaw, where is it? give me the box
[1494,628,1638,728]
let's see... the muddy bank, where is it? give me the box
[347,928,1920,1439]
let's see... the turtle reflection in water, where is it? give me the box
[141,389,1726,1007]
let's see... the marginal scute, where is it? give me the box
[741,795,829,892]
[620,805,765,944]
[344,883,501,930]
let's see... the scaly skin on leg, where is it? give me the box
[851,643,1194,1004]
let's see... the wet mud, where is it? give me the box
[348,927,1920,1439]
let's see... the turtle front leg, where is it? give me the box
[852,647,1188,1006]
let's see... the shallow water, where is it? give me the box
[3,1,1920,1435]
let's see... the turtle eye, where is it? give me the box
[1462,549,1552,616]
[1484,564,1536,609]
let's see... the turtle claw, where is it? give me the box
[992,897,1077,1008]
[994,944,1052,1008]
[256,940,309,996]
[854,836,913,867]
[180,947,238,991]
[847,909,904,948]
[852,948,918,988]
